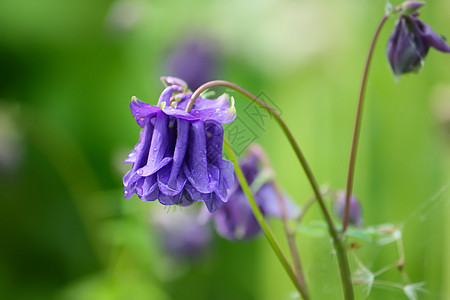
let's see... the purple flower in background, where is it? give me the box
[333,191,363,227]
[164,34,220,90]
[211,144,298,240]
[123,77,236,212]
[387,3,450,76]
[152,206,212,261]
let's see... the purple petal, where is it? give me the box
[205,121,224,167]
[184,182,212,202]
[162,105,199,121]
[157,119,190,196]
[180,192,195,207]
[123,172,137,199]
[169,93,236,124]
[412,17,450,53]
[204,121,232,202]
[123,130,143,164]
[123,117,154,192]
[139,186,159,202]
[205,193,225,213]
[188,94,236,124]
[135,175,158,197]
[184,121,219,193]
[130,97,161,127]
[156,85,184,106]
[138,112,173,176]
[158,191,183,205]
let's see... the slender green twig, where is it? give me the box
[189,81,354,300]
[224,141,308,299]
[296,196,316,225]
[342,13,390,232]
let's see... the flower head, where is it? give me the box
[333,191,363,227]
[210,144,298,240]
[387,6,450,76]
[123,77,236,212]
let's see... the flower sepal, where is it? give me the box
[399,1,426,15]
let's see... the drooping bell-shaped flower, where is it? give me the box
[210,144,298,240]
[123,77,236,212]
[387,3,450,76]
[333,191,363,227]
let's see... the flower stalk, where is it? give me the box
[342,13,390,233]
[189,80,354,300]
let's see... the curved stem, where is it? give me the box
[190,81,354,299]
[224,141,308,299]
[342,13,390,233]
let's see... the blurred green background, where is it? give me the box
[1,0,449,299]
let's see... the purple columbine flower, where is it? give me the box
[387,3,450,76]
[123,77,236,212]
[333,191,363,227]
[210,144,298,240]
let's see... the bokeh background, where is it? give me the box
[1,0,449,299]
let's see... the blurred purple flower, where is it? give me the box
[333,191,363,227]
[164,35,220,90]
[387,7,450,76]
[210,144,298,240]
[152,206,212,261]
[123,78,236,212]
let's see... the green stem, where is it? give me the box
[189,81,354,299]
[251,143,309,298]
[224,141,308,299]
[342,13,390,233]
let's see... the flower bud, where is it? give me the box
[400,1,426,14]
[333,191,363,227]
[387,15,450,76]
